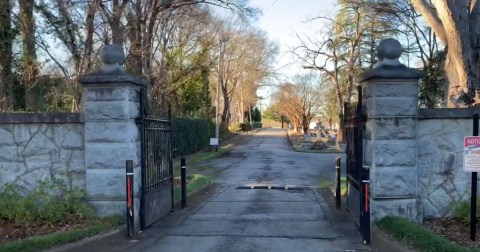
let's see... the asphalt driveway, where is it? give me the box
[102,128,370,252]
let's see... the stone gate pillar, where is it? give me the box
[358,39,423,223]
[80,45,145,232]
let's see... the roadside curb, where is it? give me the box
[45,225,127,252]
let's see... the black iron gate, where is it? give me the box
[138,89,174,230]
[344,86,370,244]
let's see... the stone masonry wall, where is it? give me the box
[417,109,479,218]
[0,113,85,194]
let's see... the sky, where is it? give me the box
[246,0,337,108]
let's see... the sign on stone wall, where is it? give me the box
[464,136,480,172]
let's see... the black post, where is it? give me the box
[471,113,479,241]
[362,166,371,245]
[335,157,341,209]
[181,157,187,208]
[126,160,134,238]
[281,115,284,129]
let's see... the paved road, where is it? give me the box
[121,128,369,252]
[209,128,346,186]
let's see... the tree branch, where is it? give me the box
[410,0,447,43]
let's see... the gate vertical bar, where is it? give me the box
[169,104,174,211]
[471,113,479,241]
[139,88,147,230]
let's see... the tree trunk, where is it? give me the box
[222,93,230,127]
[337,113,344,145]
[56,0,81,74]
[83,0,100,74]
[125,0,143,76]
[248,104,253,129]
[444,52,469,107]
[302,125,309,135]
[444,37,479,107]
[19,0,38,111]
[411,0,480,107]
[333,70,344,144]
[0,0,13,110]
[442,4,479,107]
[111,0,126,45]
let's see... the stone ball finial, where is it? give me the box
[99,44,126,73]
[101,44,126,65]
[376,38,402,67]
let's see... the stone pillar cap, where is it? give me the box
[79,44,146,86]
[356,38,423,83]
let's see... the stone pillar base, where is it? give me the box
[371,198,423,223]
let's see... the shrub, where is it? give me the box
[452,198,480,223]
[238,122,262,130]
[171,117,213,157]
[228,123,242,132]
[0,215,123,252]
[0,179,94,225]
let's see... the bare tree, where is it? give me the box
[293,29,344,142]
[217,20,277,127]
[293,0,400,143]
[273,73,325,135]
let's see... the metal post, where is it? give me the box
[362,181,371,245]
[181,157,187,208]
[335,157,341,209]
[471,113,479,241]
[126,160,134,238]
[281,115,284,129]
[362,165,371,245]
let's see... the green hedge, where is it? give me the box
[252,122,262,128]
[239,122,262,131]
[239,123,252,131]
[171,118,213,157]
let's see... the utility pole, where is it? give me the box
[215,37,227,151]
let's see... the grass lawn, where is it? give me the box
[173,174,213,203]
[379,217,479,252]
[319,176,347,196]
[170,131,253,204]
